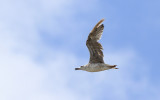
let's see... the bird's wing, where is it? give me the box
[86,19,105,63]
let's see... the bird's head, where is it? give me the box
[75,66,84,70]
[80,66,85,70]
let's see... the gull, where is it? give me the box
[75,19,118,72]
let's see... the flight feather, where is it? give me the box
[86,19,105,63]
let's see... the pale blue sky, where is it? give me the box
[0,0,160,100]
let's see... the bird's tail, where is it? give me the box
[111,65,118,69]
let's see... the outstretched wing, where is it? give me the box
[86,19,105,63]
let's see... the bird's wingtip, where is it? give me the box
[101,18,105,21]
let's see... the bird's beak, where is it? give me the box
[75,68,81,70]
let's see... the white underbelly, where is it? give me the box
[84,63,110,72]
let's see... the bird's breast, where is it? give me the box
[84,63,110,72]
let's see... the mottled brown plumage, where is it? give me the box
[75,19,118,72]
[86,19,104,63]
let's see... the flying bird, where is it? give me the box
[75,19,118,72]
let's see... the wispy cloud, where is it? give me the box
[0,0,160,100]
